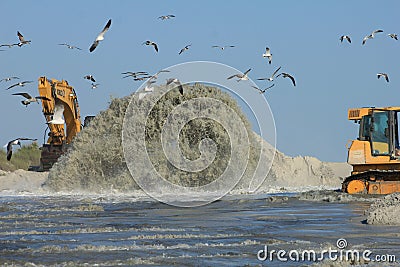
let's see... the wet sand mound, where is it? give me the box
[366,193,400,225]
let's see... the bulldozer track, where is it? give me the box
[342,170,400,192]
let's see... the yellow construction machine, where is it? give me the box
[343,106,400,194]
[33,77,92,171]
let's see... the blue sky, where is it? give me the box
[0,0,399,162]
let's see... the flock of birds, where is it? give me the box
[0,14,397,161]
[340,29,397,82]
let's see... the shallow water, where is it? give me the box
[0,194,399,266]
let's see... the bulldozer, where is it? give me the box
[31,77,93,171]
[343,106,400,194]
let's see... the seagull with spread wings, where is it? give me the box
[212,45,235,50]
[0,43,17,48]
[4,138,37,161]
[251,84,275,94]
[91,83,100,89]
[257,66,281,82]
[148,69,170,81]
[16,31,31,47]
[121,71,149,79]
[362,29,383,45]
[179,44,191,55]
[277,72,296,86]
[59,43,82,50]
[133,76,152,81]
[89,19,112,52]
[377,73,389,83]
[48,103,65,125]
[84,75,96,82]
[143,40,159,52]
[0,76,19,82]
[388,33,398,40]
[12,92,51,106]
[158,15,175,20]
[227,68,252,82]
[340,35,351,43]
[6,81,33,90]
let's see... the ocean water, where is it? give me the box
[0,192,399,266]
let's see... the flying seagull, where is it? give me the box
[133,76,152,81]
[251,84,275,94]
[212,45,235,50]
[166,78,184,95]
[143,40,159,52]
[340,35,351,43]
[388,33,398,40]
[262,47,273,64]
[16,31,31,47]
[0,76,19,82]
[227,68,252,82]
[257,66,282,82]
[148,69,170,81]
[179,44,191,55]
[377,73,389,83]
[84,75,96,82]
[362,29,383,45]
[121,71,149,79]
[59,43,82,50]
[6,81,33,90]
[5,138,37,161]
[89,19,112,52]
[91,83,100,89]
[48,103,65,124]
[12,92,51,106]
[0,43,17,48]
[277,72,296,86]
[158,15,175,20]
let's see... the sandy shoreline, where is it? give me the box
[0,169,48,194]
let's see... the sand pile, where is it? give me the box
[0,169,47,194]
[366,193,400,225]
[259,152,351,192]
[43,84,351,193]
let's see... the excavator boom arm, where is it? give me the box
[38,77,82,145]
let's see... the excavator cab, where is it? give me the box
[343,107,400,194]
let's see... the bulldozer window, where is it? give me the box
[359,115,371,141]
[370,111,389,155]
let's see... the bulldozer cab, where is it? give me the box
[359,110,400,158]
[344,107,400,194]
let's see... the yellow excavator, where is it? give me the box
[34,77,92,171]
[343,106,400,194]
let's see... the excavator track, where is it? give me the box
[342,170,400,194]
